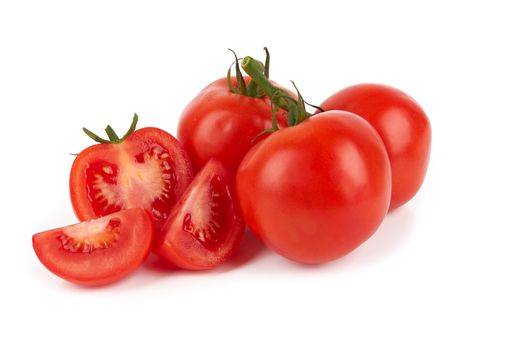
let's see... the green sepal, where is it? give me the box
[227,49,247,95]
[82,114,139,145]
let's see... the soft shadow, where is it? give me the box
[348,206,415,265]
[48,230,268,292]
[138,229,266,275]
[232,208,416,274]
[37,210,414,292]
[142,253,180,273]
[220,229,266,269]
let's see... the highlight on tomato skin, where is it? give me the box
[32,208,155,286]
[154,159,245,270]
[236,112,392,265]
[177,77,289,174]
[320,83,431,210]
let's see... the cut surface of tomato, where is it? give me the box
[32,208,154,286]
[154,159,244,270]
[70,127,193,232]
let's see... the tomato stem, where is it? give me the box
[242,57,315,126]
[241,56,289,109]
[227,48,273,98]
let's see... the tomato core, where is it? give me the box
[85,145,179,224]
[58,217,121,253]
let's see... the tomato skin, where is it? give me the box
[236,112,391,264]
[70,127,193,232]
[32,208,154,286]
[154,159,244,270]
[177,77,288,173]
[320,84,431,210]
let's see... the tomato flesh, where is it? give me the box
[85,144,178,218]
[32,208,154,286]
[70,127,193,232]
[154,159,244,270]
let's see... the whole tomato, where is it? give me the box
[320,84,431,210]
[178,77,289,173]
[178,50,289,173]
[236,111,392,264]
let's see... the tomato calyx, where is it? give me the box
[227,47,271,98]
[241,55,323,133]
[227,47,323,135]
[82,113,139,144]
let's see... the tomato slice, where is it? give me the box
[70,127,193,232]
[154,159,244,270]
[32,208,154,286]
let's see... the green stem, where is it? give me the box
[241,56,294,112]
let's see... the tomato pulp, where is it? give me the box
[154,159,244,270]
[70,127,193,232]
[32,208,154,286]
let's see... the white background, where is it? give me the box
[1,1,524,349]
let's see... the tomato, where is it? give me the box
[32,208,154,286]
[178,77,288,173]
[70,118,193,233]
[154,159,244,270]
[320,84,431,210]
[236,111,391,264]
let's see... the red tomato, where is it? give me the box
[178,77,288,173]
[236,111,391,264]
[154,159,244,270]
[70,127,193,232]
[32,208,154,286]
[320,84,431,210]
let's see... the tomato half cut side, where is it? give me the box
[32,208,154,286]
[154,159,244,270]
[70,126,193,233]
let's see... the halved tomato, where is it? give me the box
[154,159,244,270]
[32,208,154,286]
[70,116,193,232]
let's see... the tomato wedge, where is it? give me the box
[32,208,154,286]
[154,159,244,270]
[70,115,193,232]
